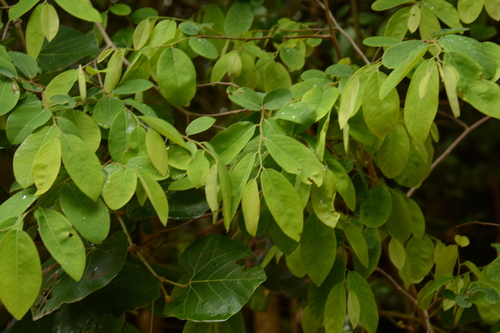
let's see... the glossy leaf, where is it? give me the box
[61,134,103,201]
[301,214,337,286]
[274,101,316,126]
[0,230,41,320]
[186,117,216,136]
[163,234,266,321]
[60,184,110,244]
[210,122,255,164]
[54,0,102,22]
[157,48,196,107]
[265,134,324,186]
[32,232,129,319]
[35,208,86,281]
[261,168,303,242]
[32,137,61,195]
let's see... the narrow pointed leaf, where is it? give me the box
[242,178,260,236]
[342,222,369,268]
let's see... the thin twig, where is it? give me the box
[196,34,335,41]
[175,105,252,117]
[94,22,131,66]
[316,0,370,64]
[407,116,491,197]
[322,0,342,59]
[197,81,240,88]
[375,267,416,303]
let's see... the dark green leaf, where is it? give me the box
[164,234,266,321]
[347,271,379,333]
[8,51,37,79]
[375,123,410,178]
[342,221,369,268]
[182,312,246,333]
[360,185,392,228]
[385,191,412,243]
[324,282,346,333]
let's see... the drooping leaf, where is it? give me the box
[261,168,303,242]
[360,185,392,228]
[32,232,129,320]
[302,86,339,121]
[6,105,51,144]
[404,59,439,144]
[301,214,337,286]
[458,0,485,24]
[375,123,410,178]
[224,1,254,37]
[242,178,260,236]
[0,230,42,320]
[347,271,379,333]
[32,137,61,195]
[140,115,189,150]
[342,221,369,268]
[311,169,339,228]
[324,282,346,333]
[138,172,169,225]
[385,191,412,243]
[60,184,110,244]
[265,134,324,186]
[35,208,86,281]
[157,48,196,107]
[60,134,103,201]
[146,129,169,177]
[41,3,59,42]
[163,234,266,321]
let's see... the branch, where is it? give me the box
[375,267,416,304]
[94,22,131,66]
[315,0,370,64]
[322,0,342,59]
[407,116,491,197]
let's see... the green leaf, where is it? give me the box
[375,123,410,178]
[342,221,369,268]
[408,5,421,33]
[265,134,324,186]
[434,244,458,279]
[93,96,124,129]
[0,230,41,320]
[264,62,292,92]
[140,116,188,150]
[35,208,86,281]
[443,58,461,118]
[32,137,61,195]
[164,234,266,321]
[8,51,38,79]
[418,5,441,39]
[9,0,39,20]
[424,274,455,298]
[133,18,151,50]
[227,86,262,111]
[360,185,392,228]
[348,290,360,329]
[60,184,110,244]
[103,49,124,93]
[189,37,219,59]
[113,79,154,95]
[44,69,78,99]
[280,47,305,70]
[485,0,500,20]
[217,162,233,229]
[26,4,44,59]
[138,172,169,225]
[110,4,131,16]
[60,134,103,201]
[13,127,59,188]
[327,158,356,211]
[186,117,216,136]
[384,7,410,41]
[109,110,137,162]
[380,42,430,99]
[389,237,406,270]
[242,178,260,236]
[362,71,400,138]
[394,139,432,188]
[32,232,129,319]
[353,228,382,278]
[0,79,20,115]
[372,0,413,11]
[182,312,246,333]
[458,0,485,24]
[38,27,99,72]
[301,214,337,286]
[103,168,138,210]
[61,110,101,153]
[0,189,38,224]
[224,1,254,37]
[7,105,51,144]
[146,129,169,177]
[274,101,316,126]
[302,86,339,121]
[363,36,400,47]
[229,153,256,219]
[263,88,293,110]
[325,64,353,77]
[210,122,255,164]
[309,259,345,320]
[157,48,196,107]
[338,75,360,129]
[424,0,462,29]
[324,282,346,333]
[347,271,379,333]
[261,168,303,242]
[311,169,339,228]
[187,150,210,189]
[405,193,426,239]
[41,3,59,42]
[406,236,434,283]
[404,59,439,144]
[54,0,102,22]
[385,191,412,243]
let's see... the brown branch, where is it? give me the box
[375,267,416,303]
[175,105,253,118]
[315,0,370,64]
[94,22,131,66]
[322,0,342,59]
[407,116,491,197]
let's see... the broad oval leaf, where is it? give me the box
[93,96,124,129]
[274,101,316,126]
[406,236,434,283]
[342,221,369,268]
[32,137,61,195]
[6,105,51,144]
[389,237,406,270]
[324,282,346,333]
[0,188,38,222]
[188,37,219,59]
[261,168,303,242]
[186,117,216,136]
[0,230,42,320]
[60,134,103,201]
[263,88,293,110]
[210,121,256,164]
[302,86,339,121]
[157,48,196,107]
[265,134,324,186]
[41,3,59,42]
[113,79,154,95]
[360,185,392,228]
[103,168,138,210]
[224,1,254,37]
[163,234,266,321]
[385,191,412,243]
[53,0,102,22]
[458,0,485,24]
[280,47,305,70]
[227,86,262,111]
[35,208,86,281]
[347,271,379,333]
[60,184,110,244]
[0,79,19,115]
[311,169,339,228]
[187,150,210,189]
[375,123,410,178]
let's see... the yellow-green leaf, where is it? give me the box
[54,0,102,22]
[32,137,61,195]
[242,178,260,236]
[138,172,169,225]
[146,129,169,177]
[103,168,137,210]
[41,3,59,42]
[157,48,196,107]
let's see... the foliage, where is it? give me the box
[0,0,500,332]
